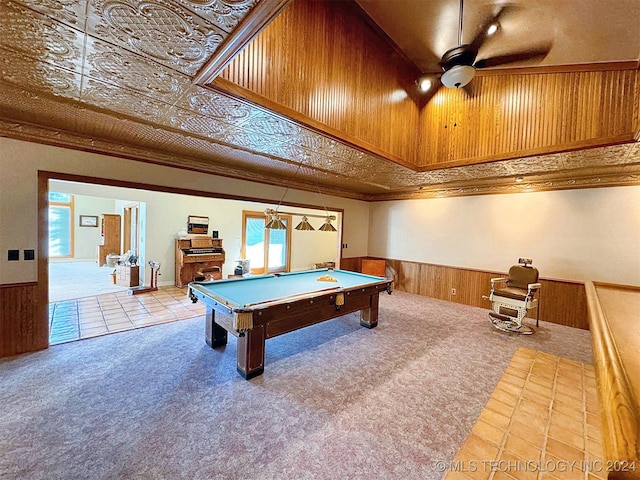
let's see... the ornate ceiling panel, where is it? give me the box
[14,0,88,29]
[0,48,82,99]
[182,88,254,122]
[0,1,83,69]
[0,0,639,201]
[88,0,223,75]
[85,38,193,101]
[176,0,258,33]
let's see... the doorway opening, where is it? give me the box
[48,180,147,303]
[43,176,343,346]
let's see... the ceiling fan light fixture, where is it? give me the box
[486,23,499,36]
[441,64,475,88]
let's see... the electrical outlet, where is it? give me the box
[451,288,456,295]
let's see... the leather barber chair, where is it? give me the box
[486,258,541,335]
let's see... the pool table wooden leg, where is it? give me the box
[205,307,227,348]
[236,325,265,379]
[360,292,380,328]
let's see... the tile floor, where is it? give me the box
[445,347,606,480]
[49,286,205,345]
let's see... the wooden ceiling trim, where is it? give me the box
[475,60,639,77]
[3,113,639,203]
[193,0,293,85]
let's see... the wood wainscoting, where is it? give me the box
[0,282,48,357]
[341,257,588,330]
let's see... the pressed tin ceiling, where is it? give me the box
[0,0,639,201]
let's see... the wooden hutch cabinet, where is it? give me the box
[97,214,121,267]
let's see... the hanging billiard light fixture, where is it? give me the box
[264,158,338,232]
[264,208,336,231]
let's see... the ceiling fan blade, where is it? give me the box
[467,5,516,55]
[424,50,447,74]
[473,42,553,69]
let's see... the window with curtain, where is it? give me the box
[49,192,74,257]
[242,211,291,274]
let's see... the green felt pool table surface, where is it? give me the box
[189,268,387,310]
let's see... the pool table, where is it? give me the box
[188,268,392,379]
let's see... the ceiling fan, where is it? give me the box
[424,0,553,91]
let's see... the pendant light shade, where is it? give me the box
[295,216,315,231]
[318,217,337,232]
[265,214,286,230]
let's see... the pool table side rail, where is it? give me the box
[188,280,391,313]
[188,284,236,314]
[239,278,392,311]
[261,284,387,340]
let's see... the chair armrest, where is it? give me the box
[527,282,542,291]
[490,277,507,292]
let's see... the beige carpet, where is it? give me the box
[0,291,594,479]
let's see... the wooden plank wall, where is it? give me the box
[219,0,637,169]
[0,171,50,357]
[0,283,48,357]
[219,0,422,165]
[342,257,589,330]
[419,69,638,167]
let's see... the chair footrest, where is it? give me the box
[489,311,534,335]
[489,311,513,322]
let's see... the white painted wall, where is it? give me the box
[0,137,369,284]
[50,180,339,283]
[368,187,640,285]
[65,195,116,261]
